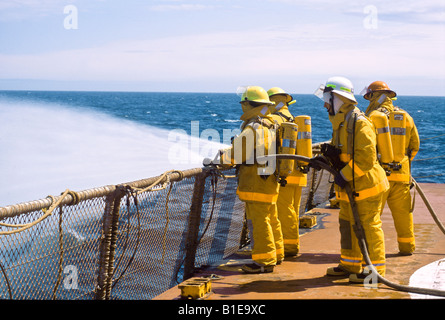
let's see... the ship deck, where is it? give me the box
[154,183,445,300]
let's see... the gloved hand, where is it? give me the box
[320,143,345,171]
[308,156,328,171]
[334,173,347,188]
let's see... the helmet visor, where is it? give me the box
[236,85,248,98]
[359,86,369,97]
[313,84,325,100]
[314,84,335,103]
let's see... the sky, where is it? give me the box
[0,0,444,96]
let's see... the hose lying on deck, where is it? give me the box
[256,154,445,298]
[412,178,445,236]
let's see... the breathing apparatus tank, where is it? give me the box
[294,115,313,172]
[277,122,298,186]
[389,110,407,167]
[370,112,394,165]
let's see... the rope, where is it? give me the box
[123,170,184,264]
[95,189,123,300]
[0,261,11,299]
[412,154,445,161]
[413,172,445,179]
[109,169,184,289]
[0,189,78,235]
[104,191,122,300]
[111,193,132,284]
[52,206,64,299]
[128,170,184,195]
[196,170,219,245]
[174,168,221,284]
[0,190,73,298]
[420,133,445,141]
[111,190,142,290]
[161,182,174,263]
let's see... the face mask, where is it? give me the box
[333,94,344,113]
[323,92,334,115]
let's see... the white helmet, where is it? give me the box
[314,76,357,103]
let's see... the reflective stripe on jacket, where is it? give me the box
[366,96,420,183]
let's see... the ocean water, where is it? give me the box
[0,90,444,207]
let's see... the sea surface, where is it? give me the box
[0,90,444,206]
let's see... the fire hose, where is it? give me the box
[412,178,445,236]
[256,154,445,297]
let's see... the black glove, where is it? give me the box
[308,156,328,171]
[320,143,345,171]
[334,173,347,188]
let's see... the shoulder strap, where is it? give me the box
[376,107,391,117]
[245,116,277,130]
[274,111,294,122]
[345,108,367,155]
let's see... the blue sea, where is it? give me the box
[0,90,444,207]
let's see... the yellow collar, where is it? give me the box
[240,105,271,122]
[365,93,394,116]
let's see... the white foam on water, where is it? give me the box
[0,98,228,206]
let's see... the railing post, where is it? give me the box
[95,186,125,300]
[183,170,209,280]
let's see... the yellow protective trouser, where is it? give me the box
[382,181,415,254]
[277,185,302,255]
[338,193,386,276]
[245,202,284,266]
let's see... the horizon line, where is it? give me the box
[1,88,444,98]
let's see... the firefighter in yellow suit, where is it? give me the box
[219,86,284,273]
[267,87,306,256]
[314,77,389,283]
[363,81,420,255]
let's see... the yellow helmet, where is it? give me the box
[238,86,274,105]
[267,87,293,103]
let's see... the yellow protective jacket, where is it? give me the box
[365,95,420,183]
[220,108,279,204]
[269,107,307,187]
[330,103,389,202]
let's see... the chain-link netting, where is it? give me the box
[0,167,247,300]
[106,169,246,300]
[0,196,105,299]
